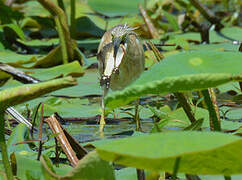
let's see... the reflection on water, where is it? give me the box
[63,120,154,143]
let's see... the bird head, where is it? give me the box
[97,24,140,90]
[110,24,136,60]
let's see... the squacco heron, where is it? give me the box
[97,24,145,132]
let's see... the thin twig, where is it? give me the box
[12,139,43,145]
[31,102,42,138]
[143,41,158,64]
[37,103,44,160]
[148,40,164,62]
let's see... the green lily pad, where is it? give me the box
[88,0,144,16]
[29,61,84,81]
[105,51,242,109]
[41,151,115,180]
[51,69,101,97]
[96,131,242,175]
[0,51,38,67]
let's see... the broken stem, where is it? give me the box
[46,115,79,167]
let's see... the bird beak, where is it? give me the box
[113,37,122,59]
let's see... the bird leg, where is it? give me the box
[100,95,106,133]
[99,80,109,133]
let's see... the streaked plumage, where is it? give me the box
[97,24,145,92]
[97,24,145,132]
